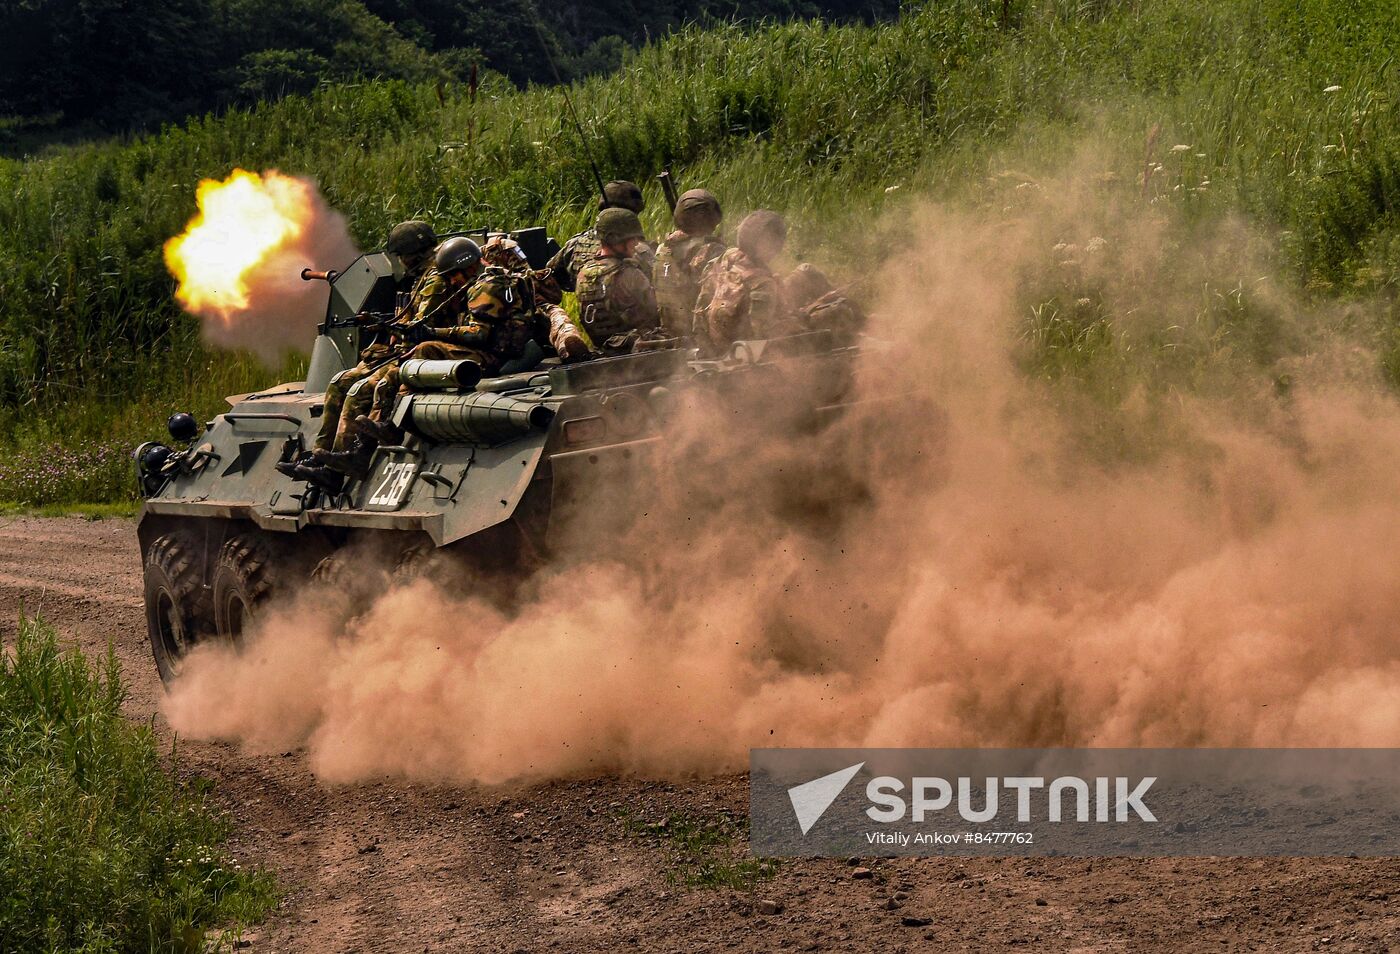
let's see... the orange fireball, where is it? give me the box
[164,169,315,318]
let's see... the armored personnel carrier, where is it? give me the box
[135,227,863,682]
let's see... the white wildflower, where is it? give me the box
[884,185,900,193]
[1324,85,1342,93]
[1170,144,1191,153]
[1085,236,1107,253]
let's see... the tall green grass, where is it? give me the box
[1,0,1397,503]
[0,617,276,951]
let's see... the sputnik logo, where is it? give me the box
[787,762,865,835]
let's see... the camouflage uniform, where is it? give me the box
[314,263,438,453]
[337,265,467,445]
[653,230,726,338]
[549,228,655,293]
[574,252,661,355]
[371,266,542,419]
[694,248,795,351]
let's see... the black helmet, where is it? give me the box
[434,236,483,275]
[736,210,787,263]
[673,188,722,235]
[386,220,438,258]
[596,208,646,246]
[599,180,645,214]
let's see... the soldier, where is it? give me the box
[277,220,437,483]
[298,237,485,481]
[694,209,791,352]
[353,236,580,450]
[695,210,864,353]
[653,189,726,338]
[480,235,587,362]
[548,180,654,293]
[574,208,661,355]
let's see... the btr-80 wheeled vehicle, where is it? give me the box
[135,227,865,682]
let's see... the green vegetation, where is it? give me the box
[0,616,276,952]
[0,0,897,145]
[619,807,776,889]
[0,0,1397,504]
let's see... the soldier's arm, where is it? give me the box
[547,239,578,293]
[530,267,564,306]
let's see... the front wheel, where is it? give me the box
[144,533,210,683]
[211,532,276,642]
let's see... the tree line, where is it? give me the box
[0,0,900,151]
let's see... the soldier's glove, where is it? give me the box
[401,322,436,345]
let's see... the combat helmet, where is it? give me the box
[435,236,483,275]
[599,180,645,214]
[596,208,646,247]
[673,189,722,235]
[386,220,438,258]
[736,210,787,264]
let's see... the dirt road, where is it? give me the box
[2,515,1397,952]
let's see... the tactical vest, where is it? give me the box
[575,257,637,342]
[654,233,723,337]
[470,266,538,363]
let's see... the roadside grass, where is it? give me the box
[2,0,1399,501]
[618,807,778,890]
[0,616,277,952]
[0,501,139,520]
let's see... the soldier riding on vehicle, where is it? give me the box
[277,219,438,482]
[654,189,726,339]
[574,208,662,356]
[696,209,864,353]
[548,180,654,292]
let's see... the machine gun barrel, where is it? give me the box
[301,267,339,283]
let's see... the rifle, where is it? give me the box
[657,169,679,214]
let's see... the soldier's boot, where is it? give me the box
[353,414,403,447]
[276,460,346,493]
[318,438,377,480]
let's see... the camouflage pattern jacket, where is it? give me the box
[360,263,439,362]
[419,266,538,372]
[575,254,660,352]
[694,248,798,351]
[653,230,726,338]
[549,227,655,293]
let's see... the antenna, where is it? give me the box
[526,2,607,202]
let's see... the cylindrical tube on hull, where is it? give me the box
[399,358,484,390]
[406,391,554,444]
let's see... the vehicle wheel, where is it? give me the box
[393,539,434,582]
[144,532,210,684]
[311,549,356,589]
[211,532,276,642]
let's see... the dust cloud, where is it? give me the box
[164,167,1400,786]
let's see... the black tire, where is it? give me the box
[144,533,210,684]
[310,550,356,589]
[392,539,434,582]
[211,532,276,642]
